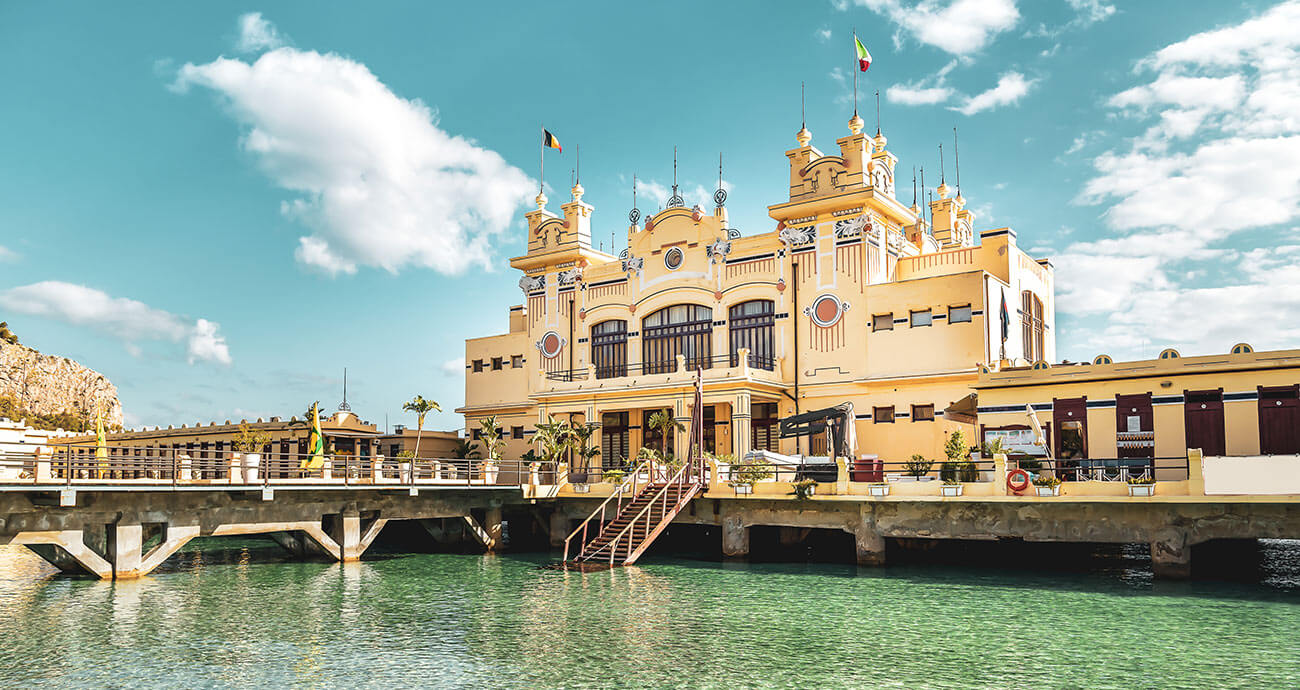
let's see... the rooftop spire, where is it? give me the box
[338,368,351,412]
[797,82,812,146]
[953,126,962,199]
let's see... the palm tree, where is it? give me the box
[531,415,571,469]
[478,415,504,464]
[566,421,601,481]
[402,395,441,462]
[646,409,683,456]
[451,439,480,459]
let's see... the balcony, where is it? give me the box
[536,349,783,395]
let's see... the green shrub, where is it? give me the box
[904,454,932,478]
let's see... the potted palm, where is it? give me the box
[645,408,684,478]
[402,394,441,480]
[566,421,601,492]
[233,422,270,483]
[1127,475,1156,497]
[531,415,571,484]
[1033,475,1061,497]
[724,453,771,495]
[478,416,504,484]
[790,478,817,499]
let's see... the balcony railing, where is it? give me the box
[545,351,776,382]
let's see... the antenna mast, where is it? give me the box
[953,127,961,196]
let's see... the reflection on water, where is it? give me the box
[1,539,1298,688]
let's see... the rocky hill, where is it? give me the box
[0,341,123,430]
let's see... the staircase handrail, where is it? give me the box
[563,459,652,562]
[585,459,700,564]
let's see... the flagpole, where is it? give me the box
[539,124,544,196]
[852,28,858,116]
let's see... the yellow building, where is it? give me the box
[459,114,1057,466]
[975,346,1300,478]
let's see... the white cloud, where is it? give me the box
[172,16,534,276]
[1060,1,1300,359]
[953,71,1035,115]
[817,27,833,42]
[887,83,954,105]
[837,0,1020,55]
[236,12,286,53]
[0,281,232,365]
[0,245,16,262]
[440,357,465,377]
[1066,0,1115,26]
[637,178,732,211]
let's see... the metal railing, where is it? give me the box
[546,352,775,382]
[585,459,699,565]
[1008,456,1190,482]
[0,443,531,489]
[562,459,654,562]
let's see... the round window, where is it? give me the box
[809,294,843,327]
[664,247,684,270]
[539,331,563,359]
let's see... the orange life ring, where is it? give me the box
[1007,469,1030,492]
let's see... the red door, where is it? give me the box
[1184,389,1225,456]
[1259,385,1300,455]
[1115,393,1154,461]
[1053,397,1088,460]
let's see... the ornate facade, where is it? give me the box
[459,113,1056,464]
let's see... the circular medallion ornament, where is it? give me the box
[664,247,684,270]
[539,331,564,359]
[808,294,846,327]
[629,208,641,224]
[714,188,727,206]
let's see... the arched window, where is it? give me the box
[591,320,627,379]
[729,300,775,370]
[1021,291,1044,363]
[642,304,713,374]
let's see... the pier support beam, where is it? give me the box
[549,511,568,548]
[1151,532,1191,579]
[12,530,112,579]
[853,526,887,567]
[722,517,749,559]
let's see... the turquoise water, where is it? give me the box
[1,540,1299,688]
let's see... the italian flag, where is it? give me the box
[855,35,872,72]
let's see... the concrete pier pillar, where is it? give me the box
[722,516,749,559]
[853,526,887,567]
[338,511,362,562]
[549,511,568,548]
[484,507,503,552]
[108,523,144,578]
[1151,532,1191,579]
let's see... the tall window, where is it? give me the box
[642,304,712,374]
[1022,291,1045,362]
[601,412,629,468]
[591,320,628,379]
[729,300,775,370]
[752,402,779,452]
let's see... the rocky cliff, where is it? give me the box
[0,341,123,429]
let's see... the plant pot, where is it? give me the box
[243,453,261,482]
[399,461,412,483]
[733,483,754,495]
[868,484,890,497]
[941,484,963,497]
[483,464,499,484]
[1035,485,1060,497]
[1128,484,1155,497]
[571,483,591,493]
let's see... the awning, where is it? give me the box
[944,393,978,425]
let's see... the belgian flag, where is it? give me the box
[542,129,562,153]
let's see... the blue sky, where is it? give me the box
[2,1,1297,431]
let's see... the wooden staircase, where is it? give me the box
[563,369,709,567]
[569,476,703,565]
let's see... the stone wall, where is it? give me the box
[0,342,122,428]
